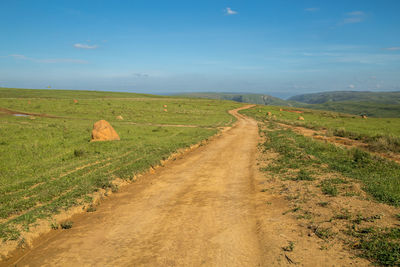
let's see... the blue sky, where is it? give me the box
[1,0,400,98]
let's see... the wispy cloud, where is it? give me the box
[73,43,98,49]
[384,47,400,51]
[225,7,238,15]
[347,11,364,16]
[132,73,149,78]
[305,8,319,12]
[7,54,88,64]
[9,54,28,60]
[342,10,365,24]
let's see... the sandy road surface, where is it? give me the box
[12,105,266,266]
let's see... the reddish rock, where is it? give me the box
[298,116,305,121]
[91,120,120,142]
[73,99,78,103]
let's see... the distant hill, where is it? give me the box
[177,92,290,106]
[288,91,400,105]
[292,101,400,118]
[288,91,400,117]
[178,91,400,117]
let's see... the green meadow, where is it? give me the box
[240,105,400,153]
[0,88,241,241]
[240,105,400,137]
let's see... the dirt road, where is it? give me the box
[13,105,265,266]
[7,106,369,267]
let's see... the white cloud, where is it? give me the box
[305,8,319,12]
[347,11,364,16]
[342,10,365,24]
[348,84,355,89]
[225,7,238,15]
[38,58,88,64]
[132,73,149,78]
[9,54,28,60]
[384,47,400,51]
[73,43,98,49]
[7,54,88,64]
[343,17,363,24]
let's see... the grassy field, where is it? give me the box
[240,105,400,153]
[253,119,400,265]
[291,101,400,118]
[0,88,242,241]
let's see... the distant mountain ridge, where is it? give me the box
[177,92,290,106]
[288,91,400,105]
[177,91,400,118]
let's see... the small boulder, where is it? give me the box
[267,112,272,116]
[279,108,283,111]
[116,115,123,120]
[91,120,120,142]
[298,116,304,121]
[361,115,367,119]
[163,105,167,108]
[73,99,78,104]
[164,109,168,112]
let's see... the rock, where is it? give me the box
[164,109,168,112]
[267,112,272,116]
[361,115,367,119]
[116,115,123,120]
[279,108,283,111]
[91,120,120,142]
[298,116,304,121]
[73,99,78,103]
[163,105,167,108]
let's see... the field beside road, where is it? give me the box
[0,88,241,245]
[241,105,400,266]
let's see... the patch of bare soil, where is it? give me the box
[277,122,400,164]
[0,107,60,118]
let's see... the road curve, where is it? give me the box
[13,105,264,266]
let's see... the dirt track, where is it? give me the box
[7,105,370,266]
[12,105,265,266]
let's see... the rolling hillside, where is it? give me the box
[177,92,290,106]
[177,91,400,118]
[288,91,400,104]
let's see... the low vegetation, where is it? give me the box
[241,105,400,153]
[0,88,241,241]
[246,109,400,265]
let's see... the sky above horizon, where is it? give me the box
[1,0,400,98]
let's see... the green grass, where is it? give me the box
[295,101,400,118]
[0,88,242,241]
[288,91,400,118]
[241,105,400,153]
[258,125,400,206]
[291,169,314,181]
[253,115,400,266]
[349,227,400,266]
[241,105,400,137]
